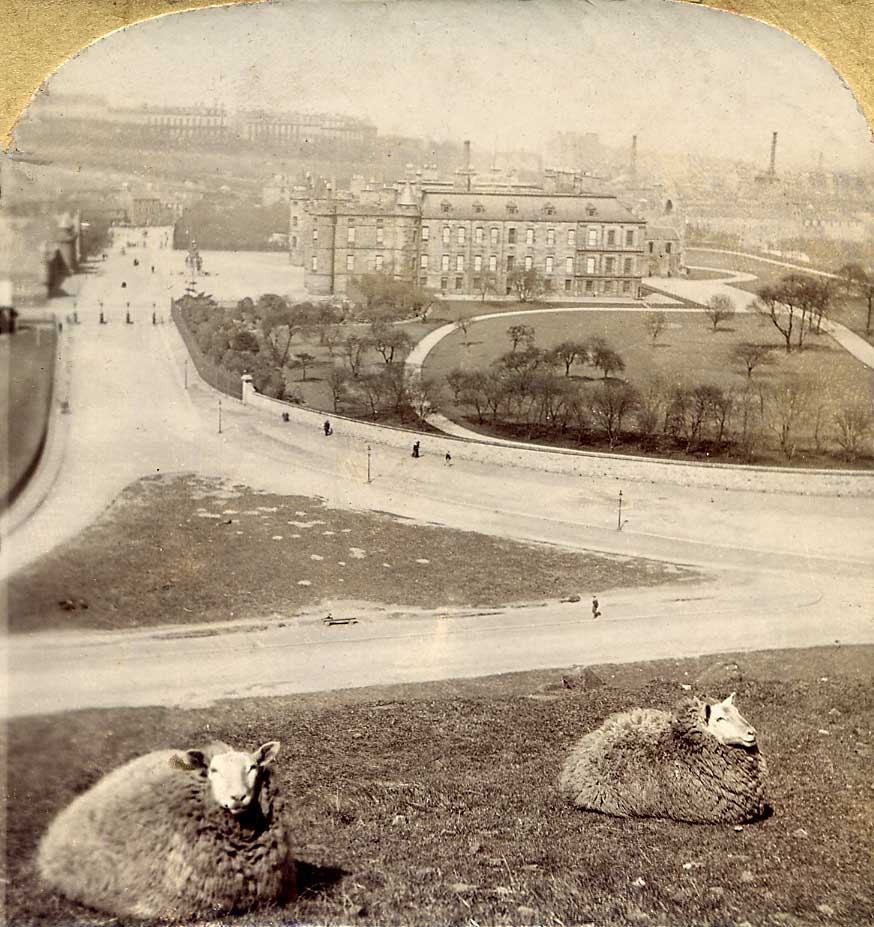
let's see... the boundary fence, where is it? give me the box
[170,299,242,400]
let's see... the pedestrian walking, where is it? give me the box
[592,595,602,619]
[444,452,452,466]
[412,441,421,459]
[151,265,155,274]
[323,420,333,436]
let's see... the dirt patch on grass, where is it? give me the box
[8,473,696,633]
[6,644,873,926]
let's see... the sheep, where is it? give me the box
[559,693,769,824]
[36,740,297,921]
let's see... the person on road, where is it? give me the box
[444,452,452,466]
[592,595,602,619]
[412,441,421,459]
[323,420,333,436]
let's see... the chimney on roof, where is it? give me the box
[769,131,778,176]
[464,140,472,191]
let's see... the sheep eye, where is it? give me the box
[249,765,257,772]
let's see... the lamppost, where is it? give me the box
[218,399,223,434]
[367,445,372,484]
[617,490,623,530]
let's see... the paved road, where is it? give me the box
[3,243,873,718]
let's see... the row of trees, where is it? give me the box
[446,361,873,462]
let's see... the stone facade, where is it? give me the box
[644,225,683,277]
[296,186,646,299]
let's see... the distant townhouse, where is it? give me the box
[644,226,683,277]
[296,186,647,299]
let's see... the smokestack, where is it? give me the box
[631,135,638,179]
[464,140,472,191]
[769,131,777,175]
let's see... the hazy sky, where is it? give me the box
[28,0,874,172]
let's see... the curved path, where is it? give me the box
[3,245,873,718]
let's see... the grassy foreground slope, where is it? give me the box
[6,646,873,926]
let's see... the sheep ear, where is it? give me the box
[724,692,736,706]
[171,750,207,771]
[704,703,711,724]
[254,741,281,767]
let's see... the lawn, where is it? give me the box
[7,473,695,634]
[424,308,874,464]
[6,644,873,926]
[686,249,874,347]
[0,323,57,508]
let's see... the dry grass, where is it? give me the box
[6,645,874,926]
[8,473,694,634]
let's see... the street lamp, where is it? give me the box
[218,399,223,434]
[367,445,372,484]
[617,490,623,531]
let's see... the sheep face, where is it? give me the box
[178,742,281,815]
[705,693,757,748]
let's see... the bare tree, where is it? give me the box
[369,321,412,365]
[354,371,391,419]
[506,323,536,352]
[507,267,545,302]
[636,377,667,448]
[551,339,589,376]
[326,366,350,413]
[734,385,764,462]
[733,342,775,381]
[763,377,810,461]
[590,340,626,379]
[833,401,874,461]
[704,294,736,332]
[341,334,368,378]
[292,352,316,381]
[756,282,796,353]
[590,381,639,449]
[475,271,499,302]
[406,373,443,420]
[644,311,669,346]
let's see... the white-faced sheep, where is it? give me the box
[559,693,769,824]
[36,740,297,920]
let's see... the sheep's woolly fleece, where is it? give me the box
[559,697,769,824]
[36,741,297,920]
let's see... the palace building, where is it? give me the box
[295,183,647,300]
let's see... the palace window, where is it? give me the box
[544,203,556,216]
[311,256,317,271]
[607,229,616,247]
[442,226,451,245]
[566,256,574,274]
[586,256,596,274]
[474,254,483,272]
[422,225,430,242]
[507,255,515,271]
[625,229,634,247]
[524,255,533,271]
[605,256,616,274]
[420,254,429,269]
[347,225,356,245]
[506,202,518,215]
[526,228,534,246]
[623,257,633,274]
[457,226,466,245]
[490,227,499,246]
[587,228,598,247]
[568,229,576,247]
[489,255,497,272]
[475,226,484,244]
[564,279,572,292]
[508,228,517,245]
[455,276,463,290]
[375,254,383,271]
[440,276,448,290]
[441,254,450,272]
[346,254,355,271]
[441,201,451,214]
[622,280,632,294]
[312,229,319,242]
[545,256,554,274]
[473,202,485,214]
[456,255,465,272]
[666,242,673,254]
[546,228,555,246]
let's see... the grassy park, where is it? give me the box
[7,473,695,634]
[0,323,57,508]
[6,644,874,926]
[424,307,874,466]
